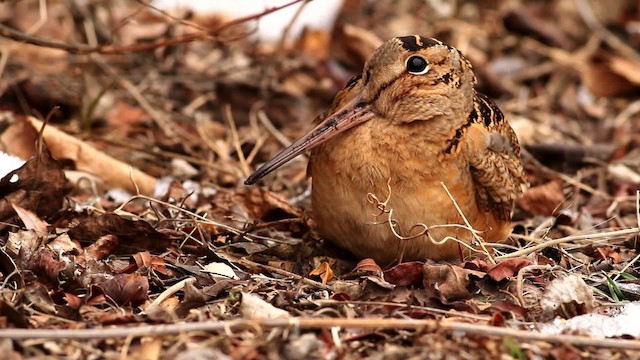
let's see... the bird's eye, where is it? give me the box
[406,56,429,75]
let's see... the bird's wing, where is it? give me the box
[465,92,528,221]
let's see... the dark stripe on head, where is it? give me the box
[345,73,362,90]
[397,35,441,51]
[366,74,402,104]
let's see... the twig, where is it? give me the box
[497,227,640,259]
[237,258,332,292]
[0,0,306,54]
[149,277,196,307]
[223,104,251,177]
[91,54,175,137]
[515,265,556,307]
[257,110,295,149]
[574,0,640,61]
[2,317,640,350]
[366,182,488,259]
[440,182,495,264]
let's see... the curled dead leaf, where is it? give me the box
[486,258,534,282]
[541,274,594,319]
[240,292,290,320]
[384,261,424,286]
[517,180,565,216]
[98,273,149,306]
[423,263,485,302]
[309,261,334,285]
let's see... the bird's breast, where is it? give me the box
[308,117,499,263]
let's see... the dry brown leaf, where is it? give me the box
[354,258,383,277]
[11,203,48,235]
[609,55,640,85]
[541,274,594,319]
[486,258,534,282]
[0,143,66,222]
[482,300,528,320]
[594,246,622,264]
[126,338,162,360]
[582,57,638,97]
[83,234,120,261]
[423,263,484,302]
[210,187,303,225]
[26,116,156,195]
[309,261,334,285]
[517,180,565,216]
[99,273,149,306]
[67,213,174,253]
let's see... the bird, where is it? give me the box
[245,35,527,265]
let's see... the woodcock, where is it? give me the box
[246,35,527,265]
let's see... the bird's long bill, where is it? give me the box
[245,96,375,185]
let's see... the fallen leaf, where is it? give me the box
[67,213,174,253]
[486,258,534,282]
[240,292,290,320]
[98,273,149,306]
[482,300,528,320]
[594,246,622,264]
[202,262,239,280]
[84,234,120,261]
[541,274,594,319]
[19,246,66,284]
[27,116,156,195]
[0,143,66,222]
[517,180,565,216]
[354,258,383,277]
[384,261,424,286]
[309,261,334,285]
[423,263,485,302]
[11,203,48,235]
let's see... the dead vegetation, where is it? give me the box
[1,0,640,358]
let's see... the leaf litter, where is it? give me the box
[1,0,640,358]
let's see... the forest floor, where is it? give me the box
[2,0,640,358]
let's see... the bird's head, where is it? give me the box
[360,35,476,124]
[245,35,477,185]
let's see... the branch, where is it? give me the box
[0,0,307,54]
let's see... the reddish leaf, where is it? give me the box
[19,247,66,284]
[486,258,534,282]
[133,251,168,274]
[84,234,120,261]
[354,258,383,277]
[99,274,149,306]
[384,261,424,286]
[331,293,351,301]
[517,180,565,216]
[482,300,528,320]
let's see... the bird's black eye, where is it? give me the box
[406,55,429,75]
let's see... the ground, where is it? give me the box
[1,0,640,359]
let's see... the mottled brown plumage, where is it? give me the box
[246,35,527,265]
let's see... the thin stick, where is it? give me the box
[0,0,306,54]
[223,104,251,177]
[440,182,495,264]
[497,227,640,259]
[91,55,174,137]
[2,317,640,350]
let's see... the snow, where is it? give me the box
[152,0,344,41]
